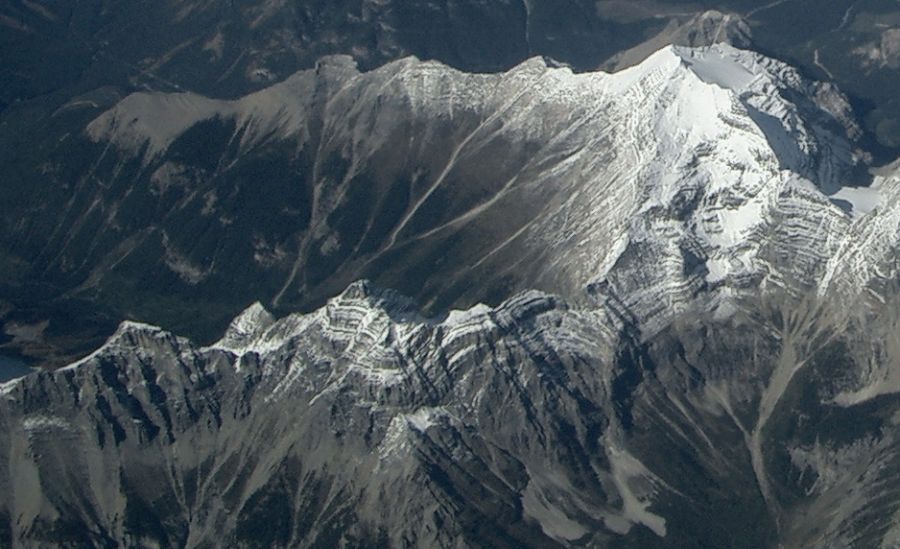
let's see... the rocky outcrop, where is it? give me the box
[3,277,900,547]
[16,45,874,343]
[3,43,900,547]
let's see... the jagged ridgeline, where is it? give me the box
[0,43,886,361]
[3,42,900,547]
[4,272,900,547]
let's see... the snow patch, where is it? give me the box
[404,407,447,433]
[443,303,492,327]
[348,364,405,386]
[828,184,883,218]
[673,45,760,92]
[211,301,276,356]
[23,415,72,432]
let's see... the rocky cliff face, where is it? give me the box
[3,275,900,547]
[3,43,900,547]
[5,2,900,365]
[2,44,878,351]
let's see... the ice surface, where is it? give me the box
[673,45,760,92]
[828,185,883,218]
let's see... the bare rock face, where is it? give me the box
[7,44,876,348]
[3,273,900,547]
[3,44,900,547]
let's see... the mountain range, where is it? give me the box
[5,1,900,365]
[3,41,900,547]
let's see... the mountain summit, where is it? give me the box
[14,44,877,348]
[3,44,900,547]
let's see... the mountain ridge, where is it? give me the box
[4,43,900,546]
[4,3,900,545]
[4,266,900,546]
[31,45,878,340]
[3,41,895,367]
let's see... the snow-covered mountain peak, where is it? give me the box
[57,319,188,374]
[676,44,862,186]
[205,280,426,359]
[82,43,883,332]
[670,43,764,92]
[605,43,859,173]
[604,43,762,93]
[213,302,276,354]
